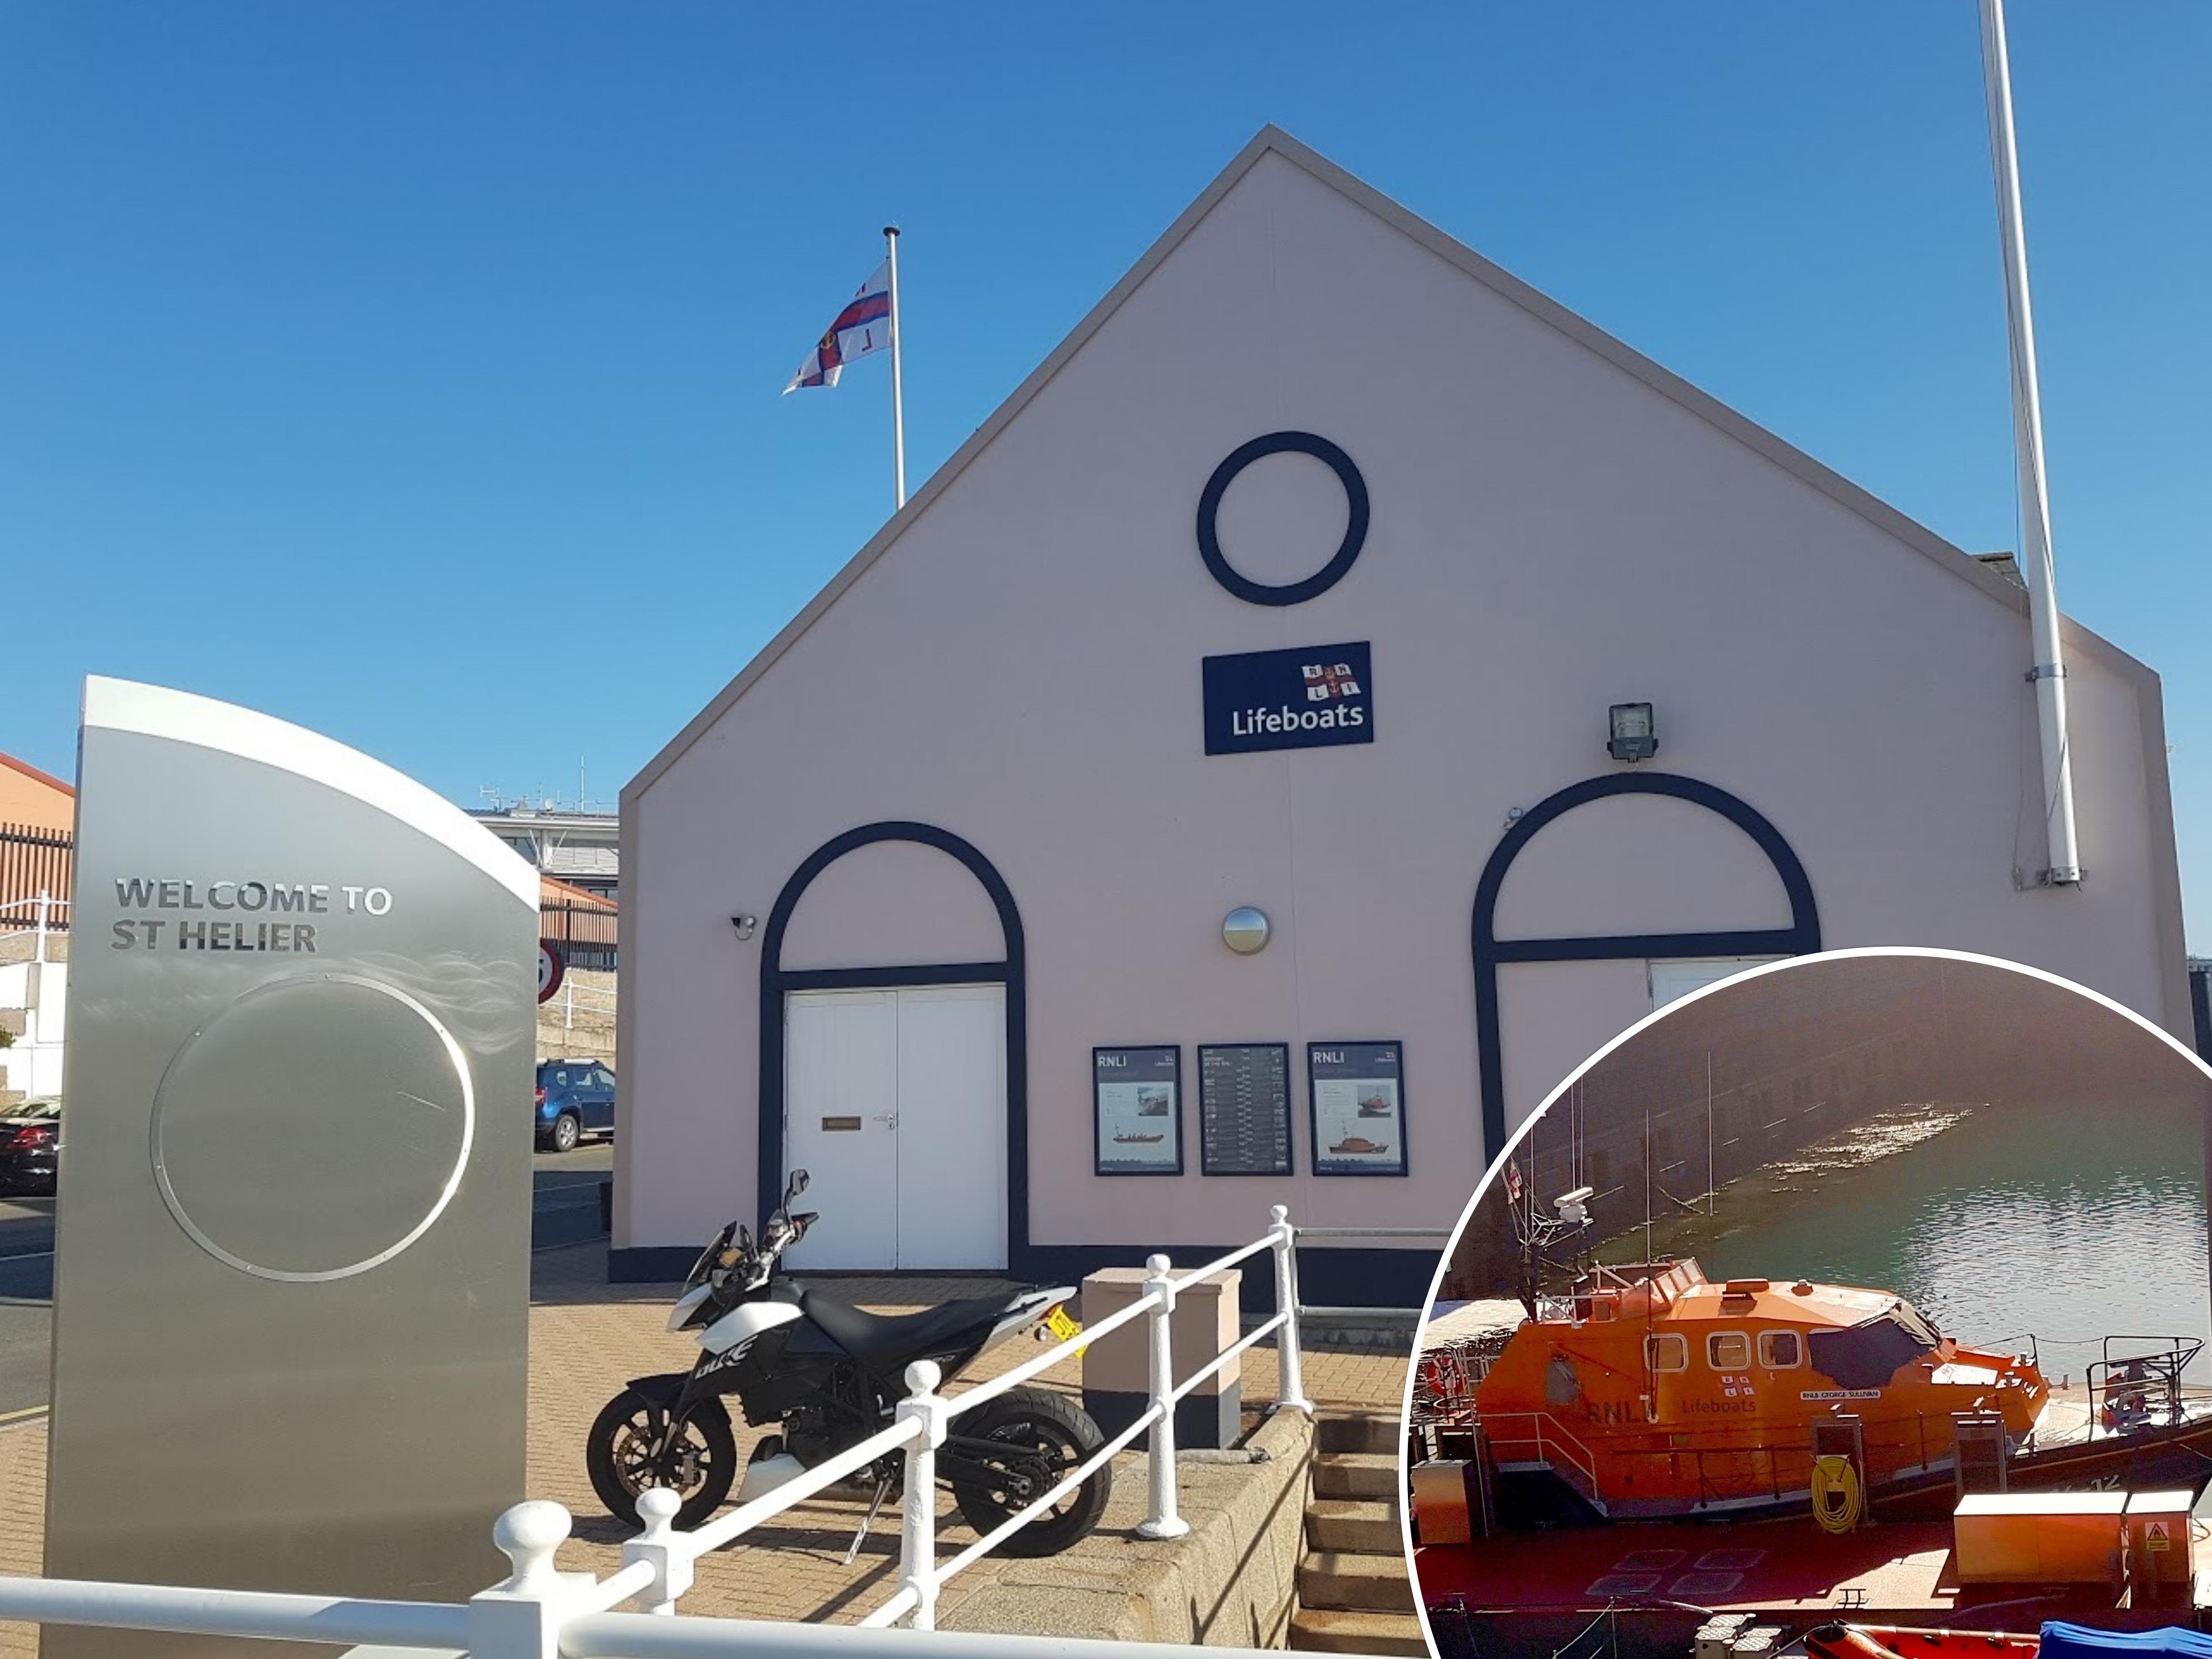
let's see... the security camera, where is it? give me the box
[731,915,758,941]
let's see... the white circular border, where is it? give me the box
[149,972,478,1284]
[1397,945,2212,1653]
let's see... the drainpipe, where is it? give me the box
[1980,0,2082,886]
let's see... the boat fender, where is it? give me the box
[1805,1626,1907,1659]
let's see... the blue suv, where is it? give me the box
[536,1058,615,1152]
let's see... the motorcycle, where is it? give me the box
[585,1170,1113,1558]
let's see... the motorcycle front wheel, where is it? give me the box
[948,1385,1112,1557]
[586,1386,737,1530]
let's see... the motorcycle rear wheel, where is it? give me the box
[586,1387,737,1530]
[948,1385,1112,1557]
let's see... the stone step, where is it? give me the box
[1289,1607,1429,1655]
[1316,1409,1402,1456]
[1306,1496,1402,1554]
[1312,1451,1397,1501]
[1297,1550,1416,1613]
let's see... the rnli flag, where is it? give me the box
[784,261,893,392]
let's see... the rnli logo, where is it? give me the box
[1302,662,1361,702]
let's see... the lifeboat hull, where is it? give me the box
[1491,1413,2212,1528]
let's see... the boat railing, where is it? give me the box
[1596,1408,1969,1509]
[1470,1410,1602,1504]
[2087,1335,2203,1435]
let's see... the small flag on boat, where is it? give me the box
[1504,1160,1524,1204]
[784,261,893,392]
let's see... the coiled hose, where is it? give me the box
[1811,1453,1864,1534]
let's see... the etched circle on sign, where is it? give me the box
[150,974,476,1281]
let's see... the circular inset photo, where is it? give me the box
[1405,948,2212,1658]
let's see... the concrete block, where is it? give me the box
[1082,1265,1241,1449]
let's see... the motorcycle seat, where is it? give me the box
[800,1289,1029,1366]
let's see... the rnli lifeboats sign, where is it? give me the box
[1202,641,1374,756]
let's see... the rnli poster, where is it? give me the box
[1094,1046,1182,1175]
[1309,1042,1407,1176]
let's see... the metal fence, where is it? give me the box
[543,896,618,971]
[0,1207,1401,1659]
[0,824,72,932]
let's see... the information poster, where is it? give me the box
[1308,1041,1407,1176]
[1094,1046,1182,1175]
[1198,1044,1293,1176]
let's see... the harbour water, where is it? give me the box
[1598,1092,2212,1383]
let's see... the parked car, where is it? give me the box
[0,1099,60,1194]
[536,1060,614,1152]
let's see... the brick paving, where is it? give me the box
[0,1244,1410,1653]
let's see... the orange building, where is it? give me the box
[0,750,74,834]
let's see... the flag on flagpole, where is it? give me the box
[784,260,893,392]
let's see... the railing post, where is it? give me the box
[621,1486,692,1616]
[1270,1204,1313,1414]
[34,890,49,966]
[896,1359,952,1629]
[469,1500,585,1659]
[1137,1252,1191,1540]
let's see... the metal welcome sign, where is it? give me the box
[46,678,538,1655]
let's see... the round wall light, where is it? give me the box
[1222,906,1271,955]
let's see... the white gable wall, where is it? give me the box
[618,143,2183,1256]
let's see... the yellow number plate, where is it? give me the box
[1044,1305,1082,1343]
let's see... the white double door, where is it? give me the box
[782,984,1007,1271]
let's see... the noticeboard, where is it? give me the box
[1308,1041,1407,1176]
[1198,1043,1293,1176]
[1093,1046,1182,1175]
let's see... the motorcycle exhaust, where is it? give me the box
[738,1449,807,1504]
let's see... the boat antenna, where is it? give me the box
[1644,1108,1653,1262]
[1706,1050,1717,1248]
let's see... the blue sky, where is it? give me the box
[4,3,2205,942]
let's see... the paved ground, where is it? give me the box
[0,1141,617,1420]
[0,1239,1411,1654]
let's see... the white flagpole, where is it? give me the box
[884,224,907,510]
[1979,0,2081,886]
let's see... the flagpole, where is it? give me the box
[884,224,907,510]
[1978,0,2081,886]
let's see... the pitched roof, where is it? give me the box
[630,124,2155,801]
[0,750,74,799]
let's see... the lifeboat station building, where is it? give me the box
[613,128,2189,1299]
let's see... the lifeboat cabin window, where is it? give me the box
[1758,1330,1803,1369]
[1645,1333,1688,1373]
[1807,1309,1940,1390]
[1708,1332,1751,1370]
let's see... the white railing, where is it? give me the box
[554,975,617,1032]
[0,1206,1356,1658]
[0,890,65,957]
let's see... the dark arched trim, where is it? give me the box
[758,821,1027,1266]
[1470,772,1821,1154]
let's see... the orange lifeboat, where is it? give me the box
[1472,1259,2047,1521]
